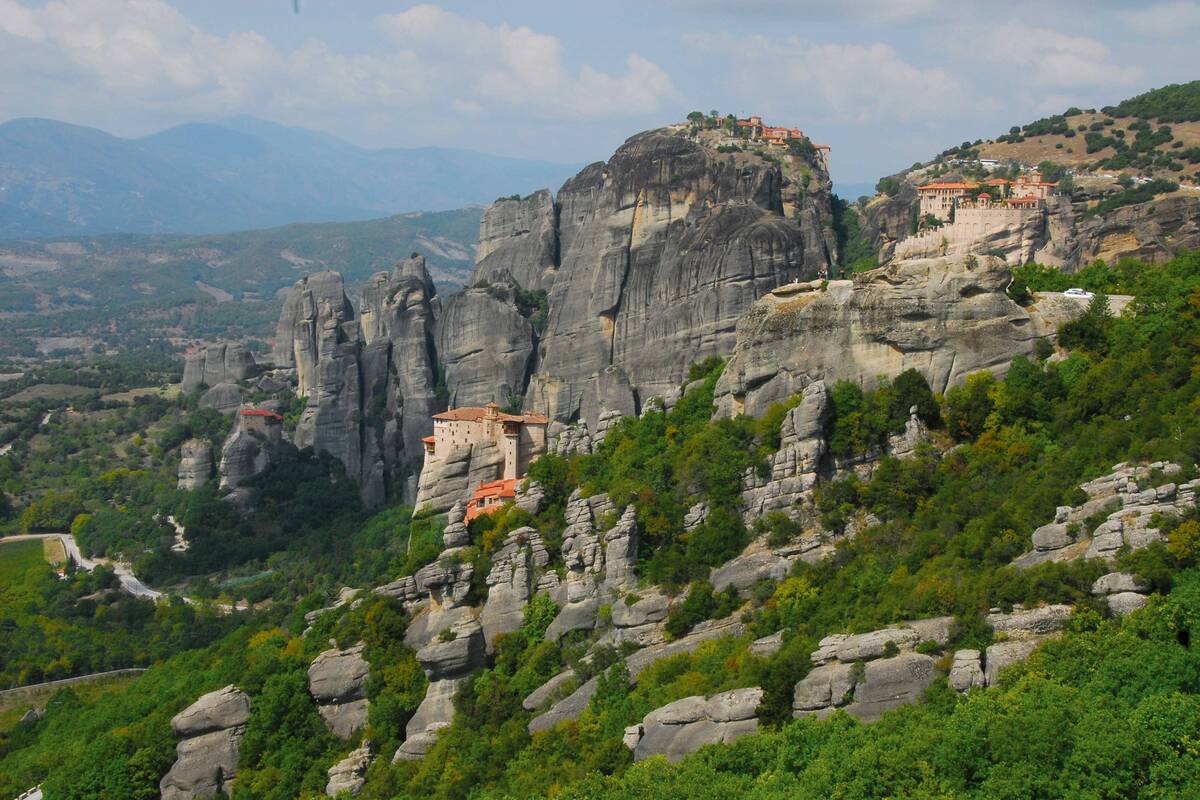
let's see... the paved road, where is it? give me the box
[2,533,162,600]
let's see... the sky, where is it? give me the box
[1,0,1197,183]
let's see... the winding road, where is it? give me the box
[1,532,164,601]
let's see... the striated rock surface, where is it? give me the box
[527,129,834,423]
[472,189,558,291]
[626,687,763,762]
[178,439,214,490]
[436,286,535,409]
[160,685,251,800]
[308,644,371,739]
[714,255,1084,418]
[181,343,257,394]
[480,526,550,648]
[740,380,830,523]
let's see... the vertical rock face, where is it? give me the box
[218,411,282,495]
[435,286,535,408]
[178,439,214,490]
[160,685,251,800]
[274,271,356,398]
[473,189,558,291]
[528,131,833,421]
[275,258,441,507]
[181,344,257,394]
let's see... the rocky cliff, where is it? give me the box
[181,343,257,394]
[527,129,835,426]
[472,189,558,291]
[713,254,1081,417]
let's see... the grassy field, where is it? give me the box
[1,383,94,404]
[99,384,181,404]
[41,537,66,566]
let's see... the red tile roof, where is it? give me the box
[240,409,283,421]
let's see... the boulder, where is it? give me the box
[843,653,937,722]
[416,621,486,681]
[522,669,577,712]
[170,685,251,737]
[394,678,462,761]
[161,686,251,800]
[198,382,244,414]
[631,688,763,763]
[308,644,370,739]
[984,638,1044,686]
[949,649,986,692]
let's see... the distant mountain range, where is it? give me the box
[0,116,580,238]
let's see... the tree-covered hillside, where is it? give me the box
[2,251,1200,798]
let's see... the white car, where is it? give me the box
[1064,287,1093,298]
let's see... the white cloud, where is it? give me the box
[373,5,677,117]
[0,0,674,122]
[670,0,943,22]
[961,22,1140,88]
[0,0,43,40]
[1117,2,1200,37]
[684,32,966,124]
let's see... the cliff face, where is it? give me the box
[277,258,440,507]
[526,130,834,425]
[1034,194,1200,268]
[713,254,1079,417]
[435,287,535,408]
[472,189,558,291]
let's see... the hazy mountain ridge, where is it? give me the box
[0,116,578,237]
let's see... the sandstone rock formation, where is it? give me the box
[395,617,485,761]
[436,286,535,409]
[181,343,257,394]
[1092,571,1151,617]
[178,439,214,490]
[714,255,1084,417]
[525,129,834,424]
[273,258,441,507]
[947,604,1074,691]
[793,618,953,722]
[740,380,829,523]
[1034,194,1200,268]
[217,408,283,496]
[625,687,763,762]
[472,189,558,291]
[326,741,371,797]
[198,382,244,414]
[1013,461,1195,568]
[308,644,370,739]
[160,685,251,800]
[480,526,550,648]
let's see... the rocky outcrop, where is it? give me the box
[1034,194,1200,269]
[526,130,834,424]
[528,615,746,734]
[544,491,640,642]
[308,644,370,739]
[793,618,954,722]
[160,685,251,800]
[714,255,1089,417]
[479,526,550,648]
[436,286,535,409]
[625,687,762,762]
[178,439,214,490]
[198,382,244,414]
[947,604,1074,691]
[181,344,257,394]
[740,380,830,523]
[273,271,356,396]
[326,741,371,797]
[1013,461,1195,568]
[1092,571,1152,617]
[217,408,283,496]
[395,617,485,761]
[472,189,558,291]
